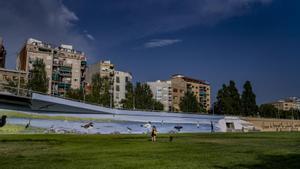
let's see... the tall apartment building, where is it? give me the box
[271,97,300,111]
[0,37,6,68]
[171,74,211,112]
[17,38,87,96]
[86,60,114,84]
[113,71,132,108]
[147,80,172,111]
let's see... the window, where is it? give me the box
[125,76,129,82]
[173,88,178,92]
[116,85,120,91]
[116,76,120,83]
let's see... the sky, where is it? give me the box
[0,0,299,104]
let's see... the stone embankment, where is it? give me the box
[242,117,300,132]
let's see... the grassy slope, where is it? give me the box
[0,124,44,134]
[0,133,299,169]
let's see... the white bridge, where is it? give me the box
[0,84,255,133]
[28,93,254,133]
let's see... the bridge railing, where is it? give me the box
[0,84,213,115]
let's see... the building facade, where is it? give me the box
[0,37,6,68]
[171,74,211,112]
[86,60,114,84]
[271,97,300,111]
[113,71,132,108]
[147,80,172,111]
[0,68,27,95]
[17,38,87,96]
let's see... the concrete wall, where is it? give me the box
[242,117,300,132]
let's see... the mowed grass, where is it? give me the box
[0,133,300,169]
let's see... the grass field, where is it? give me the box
[0,133,299,169]
[0,124,44,134]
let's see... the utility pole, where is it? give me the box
[17,69,21,96]
[109,77,114,108]
[83,81,86,102]
[133,95,135,110]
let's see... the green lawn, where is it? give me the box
[0,133,299,169]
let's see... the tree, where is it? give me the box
[121,82,135,109]
[214,84,230,115]
[85,74,112,107]
[27,59,48,93]
[227,80,242,115]
[121,82,163,111]
[214,81,242,115]
[100,77,112,107]
[66,88,84,100]
[179,91,202,113]
[152,100,164,111]
[134,82,154,110]
[259,104,278,118]
[241,81,258,116]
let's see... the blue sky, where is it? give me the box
[0,0,299,104]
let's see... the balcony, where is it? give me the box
[59,67,72,75]
[58,82,71,88]
[52,73,60,81]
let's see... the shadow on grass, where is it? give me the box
[215,154,300,169]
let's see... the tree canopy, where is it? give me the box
[179,91,203,113]
[121,82,164,111]
[241,81,258,116]
[27,58,48,93]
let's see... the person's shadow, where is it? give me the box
[215,154,300,169]
[0,115,7,127]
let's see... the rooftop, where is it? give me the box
[172,74,209,85]
[26,38,84,55]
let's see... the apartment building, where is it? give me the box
[17,38,87,96]
[271,97,300,111]
[0,37,6,68]
[147,80,172,111]
[113,71,132,108]
[171,74,211,112]
[86,60,114,84]
[0,68,27,95]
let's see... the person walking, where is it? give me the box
[151,126,157,142]
[210,121,214,133]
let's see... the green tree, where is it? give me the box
[214,81,242,115]
[121,82,135,109]
[152,100,164,111]
[241,81,258,116]
[134,82,153,110]
[179,91,202,113]
[27,59,48,93]
[227,80,242,115]
[85,74,112,107]
[259,104,278,118]
[100,77,112,107]
[66,88,84,100]
[214,84,230,115]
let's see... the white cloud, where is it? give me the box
[0,0,94,68]
[145,39,182,48]
[86,34,95,40]
[96,0,273,48]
